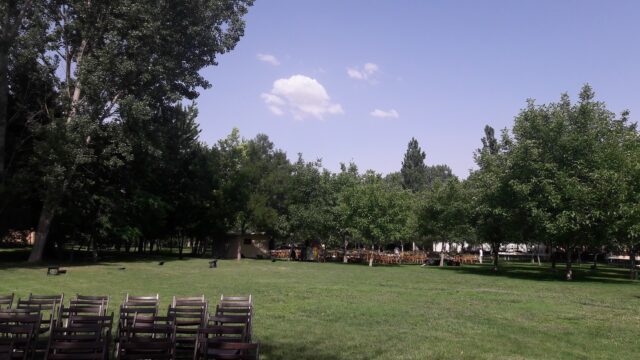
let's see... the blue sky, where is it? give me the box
[197,0,640,178]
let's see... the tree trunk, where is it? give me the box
[343,237,348,263]
[369,245,374,267]
[492,242,499,271]
[27,34,88,262]
[592,252,598,270]
[90,237,98,262]
[630,248,637,280]
[577,249,582,266]
[178,237,184,259]
[536,244,541,266]
[551,247,557,270]
[27,200,56,262]
[565,247,573,281]
[236,238,241,261]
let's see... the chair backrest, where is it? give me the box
[215,304,251,316]
[0,294,13,310]
[0,308,41,316]
[219,295,252,308]
[198,325,246,342]
[117,305,159,341]
[45,325,106,360]
[16,298,58,334]
[28,294,64,306]
[58,304,105,327]
[207,313,251,343]
[74,295,109,311]
[117,314,176,360]
[17,298,57,312]
[66,313,114,338]
[214,303,253,341]
[172,295,206,307]
[124,294,159,307]
[194,326,249,360]
[168,306,207,327]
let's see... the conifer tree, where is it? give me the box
[400,138,428,192]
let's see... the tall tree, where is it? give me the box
[27,0,254,262]
[508,85,631,280]
[469,125,516,271]
[400,137,428,192]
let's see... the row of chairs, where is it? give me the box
[0,293,258,359]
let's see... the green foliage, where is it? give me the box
[400,137,428,192]
[419,177,472,244]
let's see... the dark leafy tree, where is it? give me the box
[27,0,254,262]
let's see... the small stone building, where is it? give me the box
[212,232,272,259]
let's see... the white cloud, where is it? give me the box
[363,63,379,73]
[261,75,343,120]
[257,53,280,66]
[370,109,399,119]
[347,62,379,81]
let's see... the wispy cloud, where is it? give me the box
[257,53,280,66]
[347,62,379,81]
[261,75,343,120]
[370,109,399,119]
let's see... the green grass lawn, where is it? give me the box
[1,256,639,359]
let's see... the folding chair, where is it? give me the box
[116,314,176,360]
[0,295,13,310]
[0,313,41,360]
[168,297,208,359]
[45,324,106,360]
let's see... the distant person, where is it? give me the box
[290,247,297,261]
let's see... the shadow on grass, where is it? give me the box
[0,247,207,270]
[259,340,344,360]
[433,263,636,284]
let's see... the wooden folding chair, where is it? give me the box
[58,304,105,328]
[0,295,13,310]
[207,314,251,343]
[167,300,208,360]
[74,295,110,314]
[45,325,106,360]
[0,313,41,360]
[116,314,176,360]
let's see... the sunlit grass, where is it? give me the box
[1,257,639,359]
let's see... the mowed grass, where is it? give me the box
[1,257,640,359]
